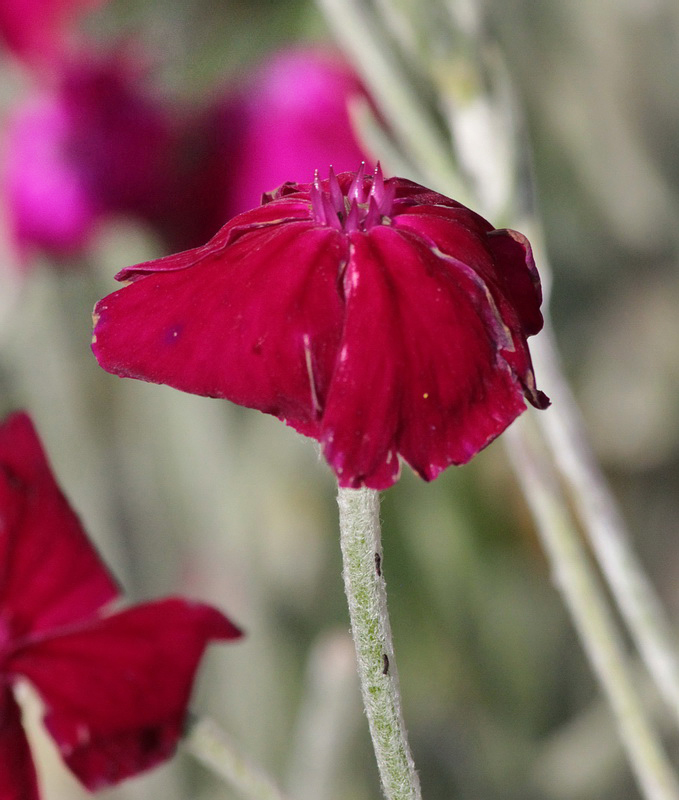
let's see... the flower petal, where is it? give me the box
[321,227,528,489]
[93,222,345,435]
[115,199,312,282]
[485,228,544,336]
[0,413,118,640]
[393,207,547,407]
[6,598,241,790]
[0,687,39,800]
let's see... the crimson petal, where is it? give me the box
[93,221,346,435]
[115,200,312,282]
[0,413,118,640]
[6,598,241,790]
[485,228,544,336]
[321,227,528,489]
[393,208,546,405]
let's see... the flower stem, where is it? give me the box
[505,417,679,800]
[184,713,293,800]
[337,486,422,800]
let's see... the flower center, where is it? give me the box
[310,163,395,233]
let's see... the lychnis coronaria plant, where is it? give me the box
[93,165,548,489]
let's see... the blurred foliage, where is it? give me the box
[1,1,678,799]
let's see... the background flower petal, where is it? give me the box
[6,598,241,790]
[223,48,371,217]
[0,413,119,641]
[0,0,105,64]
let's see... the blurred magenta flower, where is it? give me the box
[219,47,372,217]
[0,0,105,65]
[2,45,375,262]
[136,46,374,252]
[4,95,103,263]
[0,411,241,798]
[3,50,179,264]
[92,166,548,489]
[57,51,177,222]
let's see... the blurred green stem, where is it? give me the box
[316,0,467,198]
[505,418,679,800]
[184,714,293,800]
[337,487,422,800]
[532,320,679,727]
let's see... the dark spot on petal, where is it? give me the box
[165,324,183,344]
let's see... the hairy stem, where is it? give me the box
[337,487,422,800]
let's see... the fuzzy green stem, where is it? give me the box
[337,487,422,800]
[505,418,679,800]
[184,714,293,800]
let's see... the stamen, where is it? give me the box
[372,161,385,204]
[310,182,327,225]
[328,166,344,215]
[310,165,394,232]
[345,198,360,231]
[322,192,343,231]
[364,195,381,229]
[348,162,366,203]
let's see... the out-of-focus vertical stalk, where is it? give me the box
[390,0,679,745]
[184,715,293,800]
[505,418,679,800]
[531,320,679,727]
[286,631,359,800]
[316,0,468,198]
[337,487,422,800]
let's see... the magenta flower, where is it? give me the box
[218,47,372,217]
[57,50,177,223]
[92,166,549,490]
[0,0,105,66]
[0,411,241,798]
[135,46,375,251]
[3,94,104,263]
[2,50,180,264]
